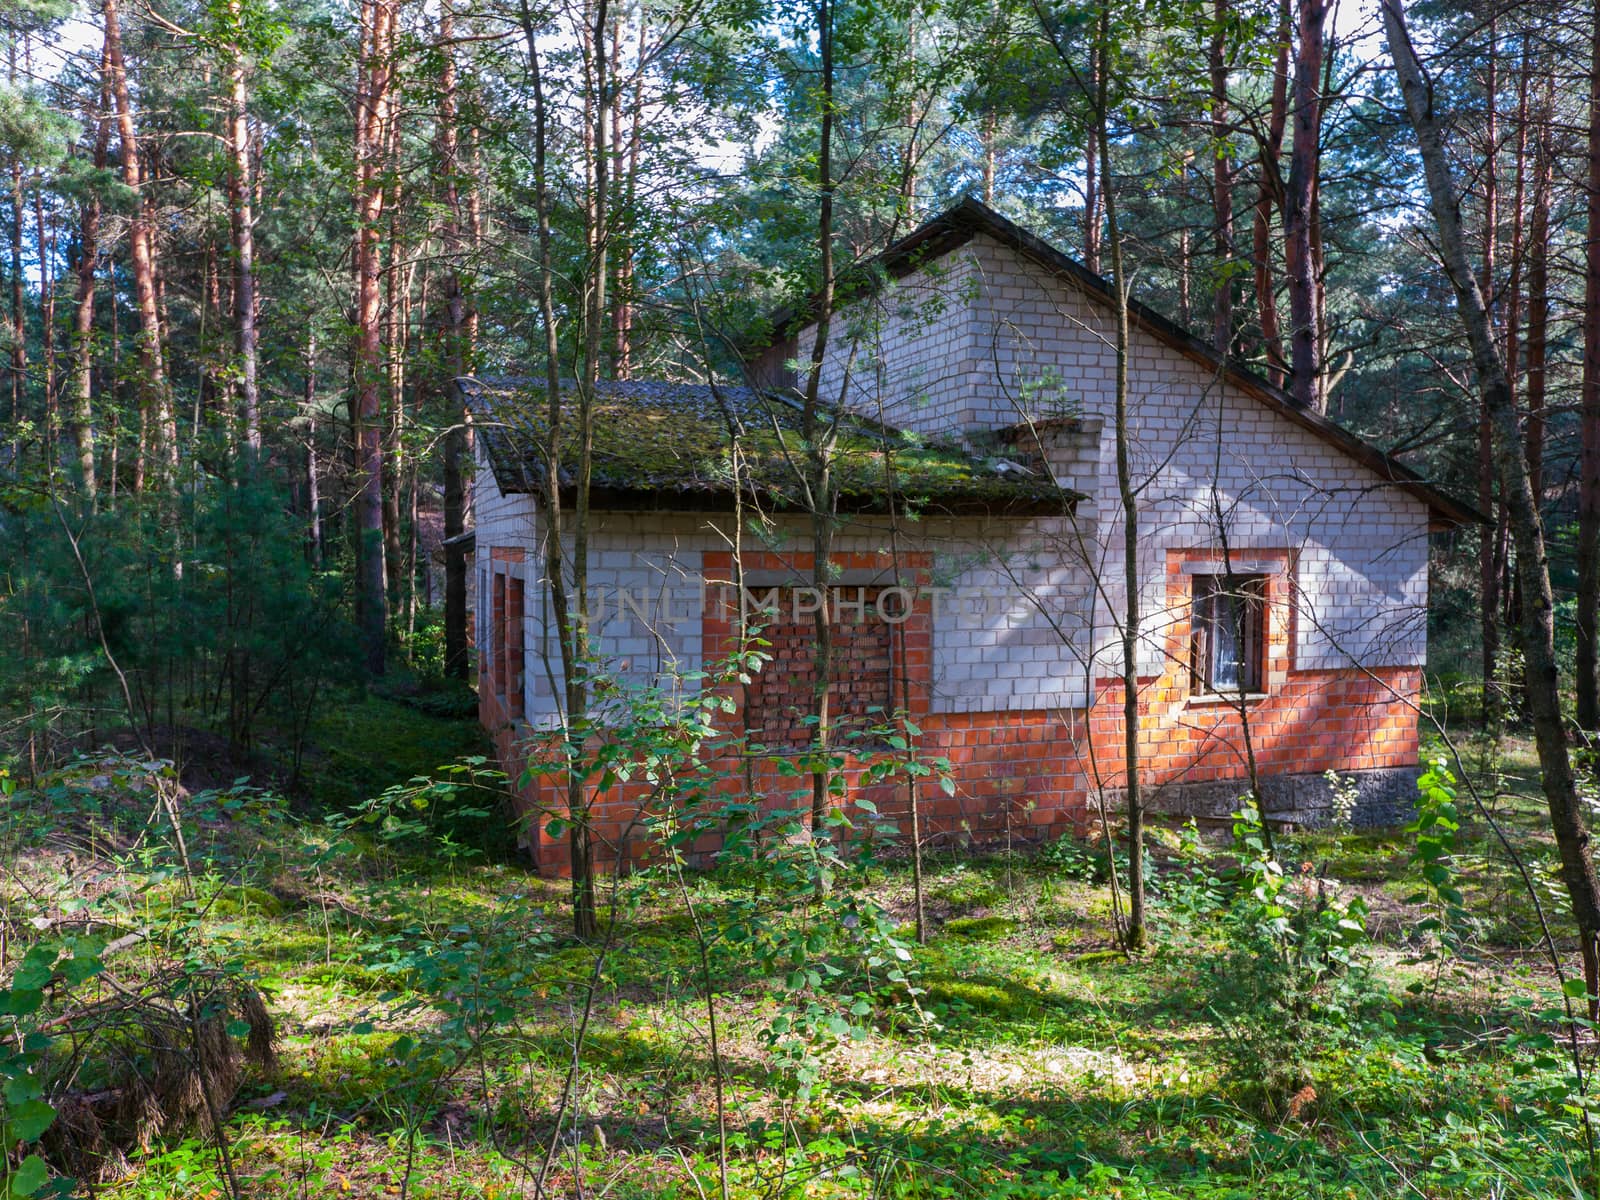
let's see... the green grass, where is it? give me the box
[299,693,495,811]
[6,699,1593,1200]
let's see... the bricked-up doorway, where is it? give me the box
[740,585,917,752]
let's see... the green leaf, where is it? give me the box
[0,991,43,1018]
[8,1100,55,1142]
[10,948,57,993]
[1562,977,1591,1000]
[7,1155,48,1197]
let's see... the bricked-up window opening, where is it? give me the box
[492,572,508,699]
[1192,574,1266,694]
[505,575,526,718]
[743,588,896,752]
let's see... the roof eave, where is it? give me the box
[489,479,1082,518]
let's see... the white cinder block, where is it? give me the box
[476,229,1435,719]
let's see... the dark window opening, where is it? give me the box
[492,572,508,698]
[1191,574,1266,695]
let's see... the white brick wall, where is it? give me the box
[474,227,1432,723]
[797,231,1431,679]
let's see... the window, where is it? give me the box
[476,569,488,657]
[505,576,525,718]
[1191,574,1266,695]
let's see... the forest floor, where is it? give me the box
[3,702,1594,1199]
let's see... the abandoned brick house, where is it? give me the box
[464,199,1477,875]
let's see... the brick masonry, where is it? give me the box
[741,585,898,751]
[474,232,1434,873]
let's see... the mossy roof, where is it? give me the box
[460,377,1082,516]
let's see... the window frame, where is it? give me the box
[1190,572,1268,698]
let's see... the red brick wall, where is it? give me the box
[488,544,1422,875]
[742,586,897,751]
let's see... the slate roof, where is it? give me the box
[459,376,1082,516]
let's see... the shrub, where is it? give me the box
[0,475,359,775]
[1172,807,1390,1107]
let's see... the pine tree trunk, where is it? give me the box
[1479,23,1501,724]
[225,0,261,456]
[1093,4,1144,950]
[382,205,409,626]
[1082,42,1100,274]
[1284,0,1325,409]
[1209,0,1231,354]
[71,60,109,503]
[439,0,471,680]
[8,45,26,454]
[803,0,838,844]
[563,0,610,941]
[104,0,175,490]
[1526,87,1551,498]
[1577,5,1600,732]
[981,110,997,205]
[305,336,322,567]
[1386,0,1600,1013]
[353,0,395,674]
[1252,0,1289,387]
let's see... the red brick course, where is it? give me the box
[484,546,1422,875]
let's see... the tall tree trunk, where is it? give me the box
[1577,4,1600,733]
[802,0,838,844]
[1177,225,1190,327]
[1209,0,1231,354]
[1526,84,1552,499]
[563,0,610,940]
[8,44,26,454]
[382,201,410,623]
[104,0,176,490]
[1284,0,1325,409]
[1479,21,1501,724]
[1094,4,1144,950]
[610,14,643,379]
[1252,0,1289,387]
[981,109,997,205]
[28,36,55,466]
[71,59,110,503]
[353,0,396,673]
[225,0,261,457]
[1082,42,1100,274]
[516,0,601,939]
[439,0,471,680]
[200,239,222,420]
[305,334,322,566]
[1385,0,1600,1012]
[35,185,55,457]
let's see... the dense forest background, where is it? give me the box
[1,0,1595,761]
[3,1,1600,1195]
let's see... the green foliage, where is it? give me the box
[1041,826,1157,893]
[1164,806,1389,1103]
[327,755,507,867]
[0,478,358,773]
[1405,758,1476,958]
[0,934,102,1199]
